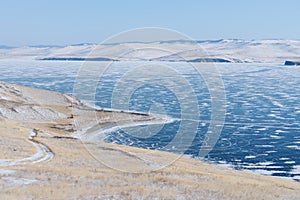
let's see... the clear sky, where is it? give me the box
[1,0,300,46]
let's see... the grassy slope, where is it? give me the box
[0,82,299,199]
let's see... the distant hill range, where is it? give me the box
[1,39,300,63]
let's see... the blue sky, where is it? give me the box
[1,0,300,46]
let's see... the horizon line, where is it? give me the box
[1,38,300,48]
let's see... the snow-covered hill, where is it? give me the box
[1,39,300,63]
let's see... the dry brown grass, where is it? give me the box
[1,131,299,199]
[0,82,299,199]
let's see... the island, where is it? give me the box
[284,60,300,66]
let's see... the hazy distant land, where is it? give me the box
[1,39,300,64]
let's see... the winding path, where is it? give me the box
[0,130,54,166]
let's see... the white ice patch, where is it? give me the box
[270,135,283,139]
[286,145,300,150]
[284,161,296,164]
[293,176,300,180]
[216,161,234,168]
[257,127,268,131]
[255,145,274,148]
[275,129,286,133]
[272,100,284,108]
[257,137,270,141]
[267,114,284,119]
[265,150,277,153]
[290,165,300,174]
[258,161,274,166]
[256,153,269,157]
[279,157,290,161]
[245,155,256,159]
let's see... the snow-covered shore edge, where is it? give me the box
[1,82,299,199]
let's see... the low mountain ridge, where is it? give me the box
[1,39,300,63]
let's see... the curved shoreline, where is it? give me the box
[1,82,299,199]
[76,112,177,142]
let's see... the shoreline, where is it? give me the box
[78,102,300,182]
[75,112,176,141]
[0,82,299,199]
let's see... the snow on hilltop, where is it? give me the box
[0,82,80,121]
[1,39,300,63]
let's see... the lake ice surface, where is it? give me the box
[0,60,299,181]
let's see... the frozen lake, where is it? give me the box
[0,59,299,181]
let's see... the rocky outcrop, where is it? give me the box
[187,58,231,63]
[284,60,300,66]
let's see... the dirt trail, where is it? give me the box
[0,129,54,166]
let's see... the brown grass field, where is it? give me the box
[0,82,299,199]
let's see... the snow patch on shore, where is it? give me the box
[1,177,38,188]
[0,104,66,121]
[76,114,176,142]
[0,169,15,175]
